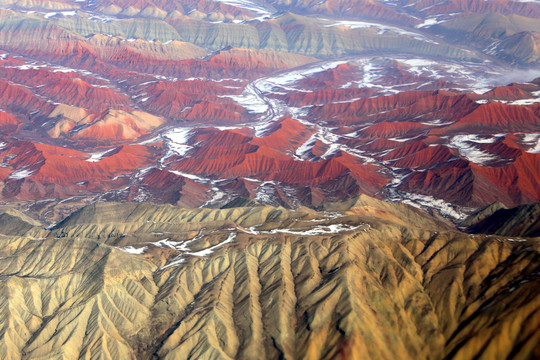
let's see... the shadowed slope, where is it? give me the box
[467,202,540,237]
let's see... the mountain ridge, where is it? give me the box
[0,198,538,359]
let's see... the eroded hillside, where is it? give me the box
[0,198,538,359]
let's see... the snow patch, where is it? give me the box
[202,185,230,208]
[416,17,445,28]
[212,0,273,16]
[448,134,502,165]
[244,223,363,235]
[254,181,279,205]
[295,133,318,160]
[400,193,467,220]
[119,246,147,254]
[168,170,208,181]
[86,148,117,162]
[149,238,181,248]
[8,168,34,180]
[521,133,540,153]
[185,232,236,257]
[507,97,540,105]
[323,19,437,43]
[161,127,194,165]
[161,231,237,269]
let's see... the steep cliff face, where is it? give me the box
[0,199,538,360]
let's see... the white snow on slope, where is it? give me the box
[8,168,34,180]
[508,97,540,105]
[400,193,468,220]
[322,19,437,43]
[522,133,540,153]
[163,128,193,155]
[212,0,273,16]
[159,127,194,165]
[119,246,148,254]
[448,134,503,165]
[228,59,348,133]
[161,231,237,269]
[86,148,118,162]
[168,170,208,181]
[230,55,502,136]
[242,223,363,235]
[145,238,189,249]
[185,232,236,257]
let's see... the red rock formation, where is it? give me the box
[182,100,246,124]
[432,102,540,135]
[308,90,477,126]
[0,79,54,116]
[38,77,132,112]
[389,145,456,170]
[0,111,20,133]
[295,63,358,90]
[138,168,211,207]
[360,122,430,139]
[483,85,532,101]
[0,141,157,199]
[107,46,315,79]
[252,118,314,151]
[165,126,388,195]
[280,87,374,107]
[398,150,540,207]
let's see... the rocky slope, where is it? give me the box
[0,198,538,359]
